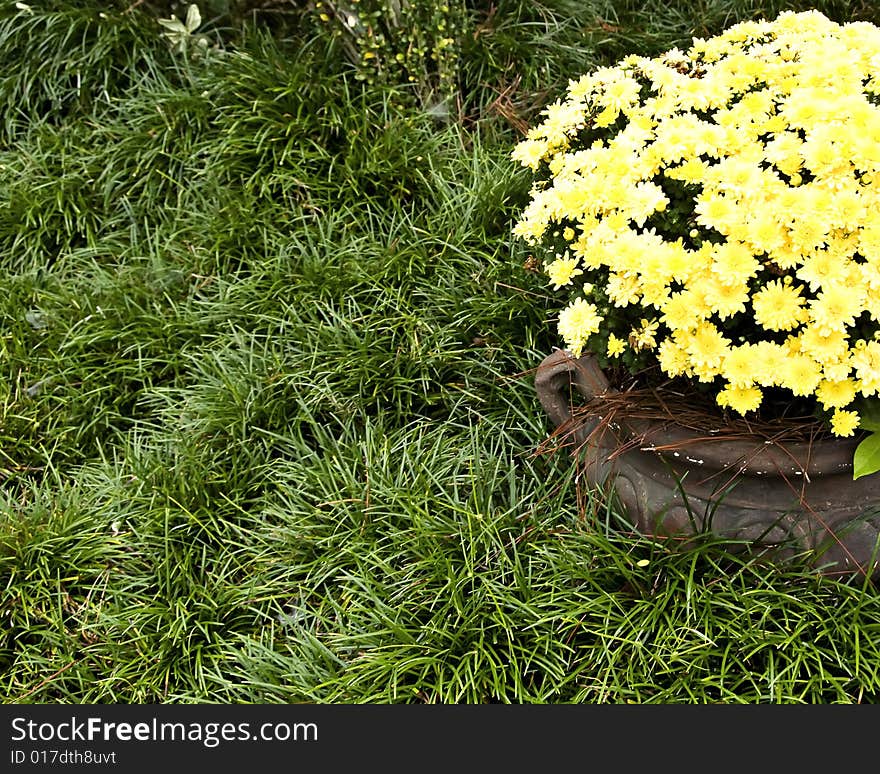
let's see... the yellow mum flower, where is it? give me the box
[749,341,789,387]
[557,297,604,357]
[545,255,584,290]
[607,333,627,357]
[701,275,749,320]
[858,221,880,261]
[797,251,847,292]
[816,378,858,409]
[511,139,550,170]
[709,241,761,284]
[593,104,620,128]
[717,384,763,414]
[664,158,709,184]
[629,318,660,351]
[606,272,642,307]
[752,279,807,331]
[623,181,669,227]
[798,325,849,364]
[657,337,691,377]
[685,322,729,372]
[809,283,863,332]
[722,344,758,388]
[744,209,785,253]
[513,10,880,443]
[779,354,822,397]
[764,131,804,176]
[639,278,671,309]
[851,340,880,395]
[534,99,586,146]
[822,361,852,384]
[660,290,703,331]
[830,408,860,437]
[694,192,738,234]
[787,210,831,254]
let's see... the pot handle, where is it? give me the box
[534,350,610,428]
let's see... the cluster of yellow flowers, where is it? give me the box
[512,10,880,437]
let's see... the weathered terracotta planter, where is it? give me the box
[535,349,880,578]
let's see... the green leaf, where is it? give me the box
[855,396,880,432]
[157,18,187,34]
[185,4,202,34]
[853,431,880,480]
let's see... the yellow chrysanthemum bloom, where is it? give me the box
[749,341,789,387]
[717,384,763,414]
[798,325,849,364]
[852,341,880,396]
[660,290,703,331]
[779,354,823,397]
[545,255,584,290]
[816,378,858,409]
[701,275,749,320]
[557,297,603,358]
[809,283,863,332]
[830,409,860,437]
[606,272,642,307]
[607,333,627,357]
[511,139,550,171]
[722,344,758,388]
[512,10,880,441]
[629,318,660,351]
[751,279,807,332]
[657,337,691,377]
[685,322,729,372]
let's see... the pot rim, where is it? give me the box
[620,415,860,477]
[541,349,861,478]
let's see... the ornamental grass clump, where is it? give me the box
[512,10,880,474]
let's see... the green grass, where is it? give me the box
[3,0,880,703]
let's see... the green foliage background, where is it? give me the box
[2,0,880,703]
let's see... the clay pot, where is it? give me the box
[534,349,880,578]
